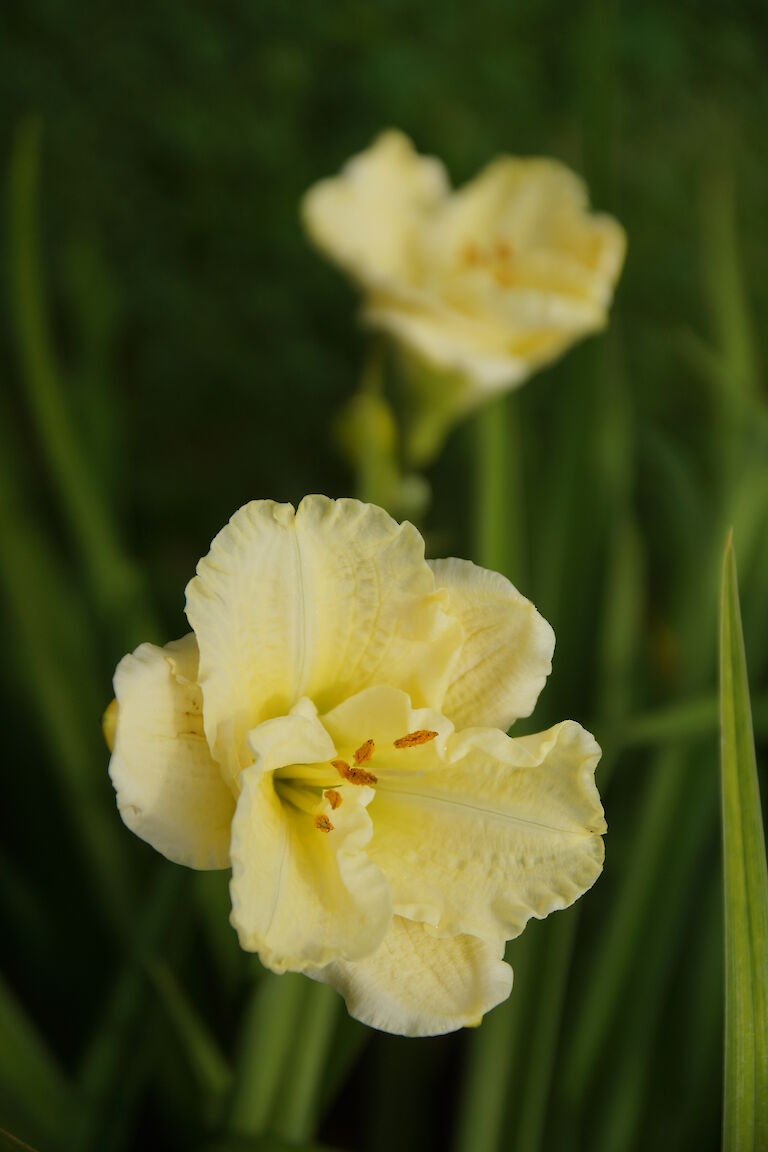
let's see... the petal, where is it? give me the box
[246,705,336,782]
[362,155,625,407]
[229,761,391,972]
[434,156,626,300]
[109,634,234,869]
[301,129,448,291]
[321,684,453,760]
[429,557,555,730]
[368,721,605,941]
[309,916,513,1037]
[364,291,601,390]
[185,496,461,772]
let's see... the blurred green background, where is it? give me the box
[1,2,767,1150]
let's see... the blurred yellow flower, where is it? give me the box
[302,131,626,460]
[106,497,605,1036]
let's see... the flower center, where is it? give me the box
[272,727,438,833]
[461,239,517,285]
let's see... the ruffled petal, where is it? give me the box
[429,557,555,730]
[185,497,461,773]
[368,721,605,941]
[108,634,234,869]
[309,916,513,1037]
[229,710,392,971]
[301,129,449,291]
[433,156,626,305]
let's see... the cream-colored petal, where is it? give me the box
[368,721,605,941]
[308,916,513,1037]
[433,156,626,298]
[185,497,461,774]
[361,155,625,401]
[429,558,555,730]
[321,684,453,760]
[245,706,336,783]
[365,290,609,390]
[301,129,448,291]
[229,762,391,972]
[109,634,234,870]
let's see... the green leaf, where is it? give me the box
[719,532,768,1152]
[7,117,156,646]
[145,959,232,1108]
[0,970,75,1147]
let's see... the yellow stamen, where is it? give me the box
[354,739,375,765]
[394,729,438,748]
[324,789,342,810]
[314,814,333,833]
[332,758,378,786]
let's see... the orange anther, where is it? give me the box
[354,739,375,765]
[332,758,378,786]
[394,729,439,748]
[314,814,333,833]
[324,789,342,810]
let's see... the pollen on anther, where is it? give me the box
[324,789,342,810]
[394,729,439,748]
[332,758,378,786]
[354,739,375,765]
[314,814,333,833]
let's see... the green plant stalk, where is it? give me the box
[564,747,688,1105]
[146,959,232,1108]
[227,972,306,1136]
[594,752,717,1152]
[670,872,724,1151]
[7,117,156,645]
[0,970,75,1149]
[720,534,768,1152]
[0,406,133,924]
[271,982,339,1143]
[514,910,579,1152]
[75,867,187,1152]
[473,394,526,589]
[453,932,537,1152]
[452,390,528,1152]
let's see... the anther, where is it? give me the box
[314,814,333,833]
[354,739,375,765]
[332,758,378,786]
[394,729,438,748]
[324,789,342,810]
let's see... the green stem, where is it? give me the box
[563,748,689,1106]
[473,395,526,588]
[271,982,339,1143]
[227,972,305,1136]
[453,932,537,1152]
[452,392,529,1152]
[514,911,579,1152]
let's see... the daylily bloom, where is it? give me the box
[106,497,605,1036]
[302,130,626,462]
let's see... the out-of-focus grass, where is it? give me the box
[0,3,767,1151]
[720,536,768,1152]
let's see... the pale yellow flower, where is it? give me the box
[106,497,605,1036]
[302,131,626,460]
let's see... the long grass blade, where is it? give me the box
[7,117,156,645]
[0,971,75,1148]
[720,533,768,1151]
